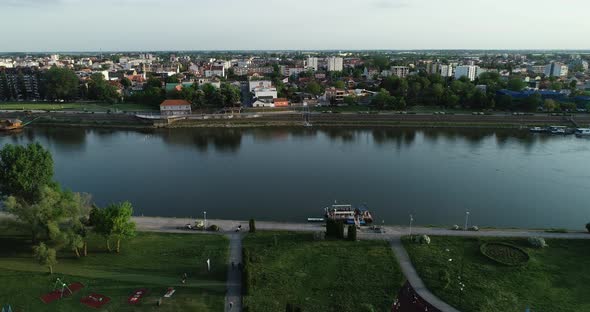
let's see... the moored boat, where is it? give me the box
[548,126,567,135]
[324,203,373,226]
[0,119,23,131]
[529,127,545,133]
[575,128,590,137]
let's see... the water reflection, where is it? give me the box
[372,128,416,147]
[159,128,242,153]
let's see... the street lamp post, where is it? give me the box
[204,211,207,228]
[464,211,470,231]
[409,214,414,238]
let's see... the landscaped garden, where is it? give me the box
[0,226,228,312]
[403,236,590,312]
[242,231,403,312]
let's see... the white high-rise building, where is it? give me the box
[439,65,453,77]
[454,65,478,81]
[390,66,410,78]
[306,57,318,71]
[544,62,568,77]
[327,56,343,72]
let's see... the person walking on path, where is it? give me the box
[229,301,233,310]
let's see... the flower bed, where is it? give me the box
[480,242,529,266]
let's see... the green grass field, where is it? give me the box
[243,231,403,312]
[0,102,157,112]
[403,236,590,312]
[0,230,228,312]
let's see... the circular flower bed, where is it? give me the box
[480,242,529,266]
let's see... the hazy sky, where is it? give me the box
[1,0,589,51]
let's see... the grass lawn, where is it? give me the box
[243,231,403,312]
[0,229,228,312]
[0,102,157,112]
[403,236,590,312]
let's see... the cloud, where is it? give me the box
[372,0,409,8]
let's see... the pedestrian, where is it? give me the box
[229,301,233,310]
[231,261,235,269]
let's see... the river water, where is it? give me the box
[1,126,589,230]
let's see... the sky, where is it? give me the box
[0,0,589,52]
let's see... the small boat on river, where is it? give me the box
[575,128,590,137]
[529,127,545,133]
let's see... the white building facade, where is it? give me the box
[327,57,343,72]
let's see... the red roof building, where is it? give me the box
[160,99,192,116]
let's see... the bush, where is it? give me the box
[451,225,460,230]
[420,235,431,245]
[207,224,220,232]
[469,226,479,231]
[528,237,548,248]
[347,225,357,241]
[359,303,376,312]
[249,219,256,233]
[586,223,590,233]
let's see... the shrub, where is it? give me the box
[359,304,376,312]
[420,235,431,245]
[249,219,256,233]
[207,224,220,232]
[528,237,548,248]
[469,226,479,231]
[347,225,357,241]
[451,225,460,230]
[586,223,590,233]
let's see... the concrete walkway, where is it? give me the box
[390,237,460,312]
[224,233,243,312]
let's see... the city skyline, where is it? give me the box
[1,0,589,52]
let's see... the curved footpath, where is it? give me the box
[132,217,590,312]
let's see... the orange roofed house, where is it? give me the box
[160,99,192,116]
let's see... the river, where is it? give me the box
[1,126,589,230]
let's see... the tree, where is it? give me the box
[431,83,445,105]
[93,202,136,253]
[44,66,79,101]
[543,99,558,112]
[522,93,542,112]
[507,78,526,92]
[333,81,345,89]
[65,231,84,258]
[249,219,256,233]
[120,77,132,89]
[0,143,54,202]
[220,83,241,106]
[4,186,88,243]
[88,73,119,104]
[33,243,57,274]
[305,81,322,96]
[371,89,394,109]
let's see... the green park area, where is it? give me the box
[403,236,590,312]
[0,226,228,312]
[0,102,157,112]
[242,231,403,312]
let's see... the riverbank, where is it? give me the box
[1,111,587,130]
[131,216,590,239]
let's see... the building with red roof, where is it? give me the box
[160,99,192,116]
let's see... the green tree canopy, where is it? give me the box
[0,143,54,201]
[44,66,80,101]
[507,78,526,92]
[93,201,136,253]
[305,81,322,96]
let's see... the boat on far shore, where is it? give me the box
[529,126,545,133]
[0,119,23,131]
[575,128,590,137]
